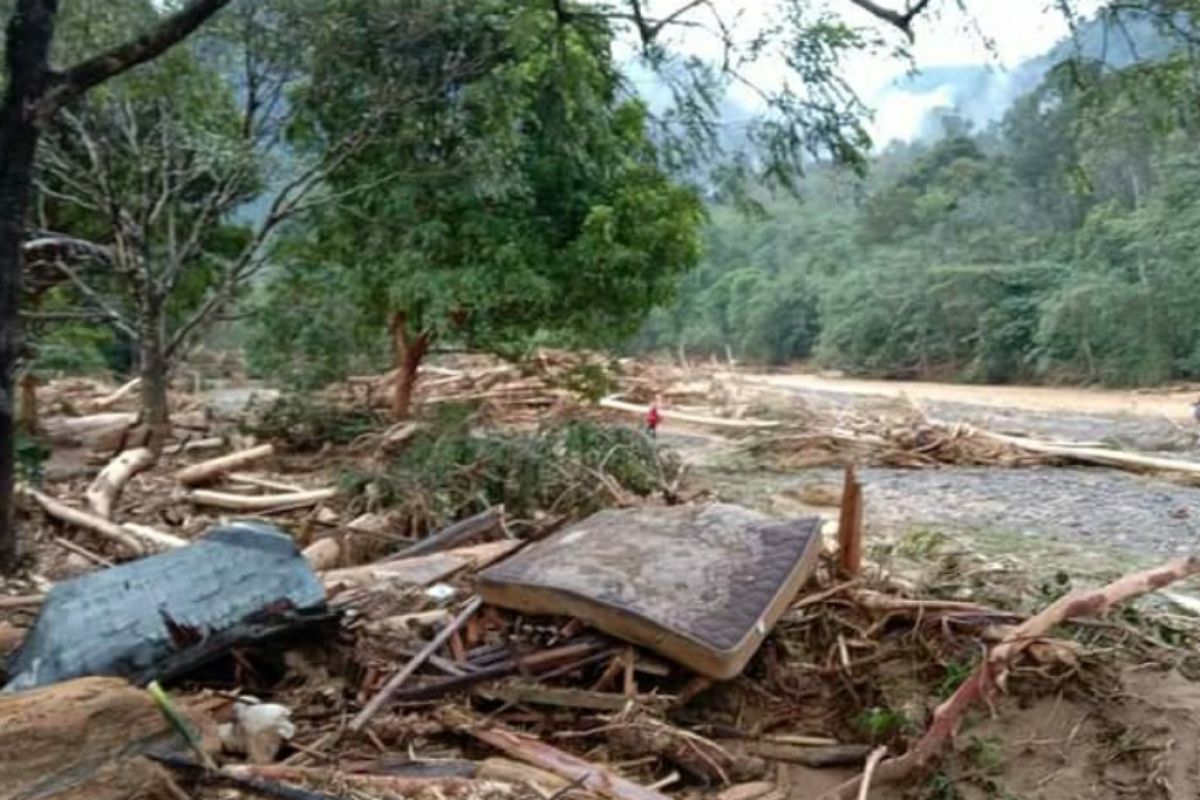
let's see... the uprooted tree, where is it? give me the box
[0,0,236,571]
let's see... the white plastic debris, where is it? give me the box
[425,583,457,604]
[218,696,295,764]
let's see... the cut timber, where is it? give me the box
[0,676,215,800]
[469,725,671,800]
[600,395,780,429]
[324,540,521,593]
[86,447,155,519]
[823,554,1200,800]
[388,505,504,560]
[184,486,336,512]
[176,444,274,487]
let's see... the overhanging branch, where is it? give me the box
[845,0,934,38]
[39,0,234,121]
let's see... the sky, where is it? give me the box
[625,0,1107,142]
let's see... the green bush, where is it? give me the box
[342,414,680,532]
[243,395,383,451]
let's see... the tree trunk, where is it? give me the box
[390,312,429,421]
[139,304,171,452]
[17,371,38,436]
[0,1,57,573]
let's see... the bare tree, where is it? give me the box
[0,0,234,571]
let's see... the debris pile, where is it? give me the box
[5,484,1200,800]
[6,363,1200,800]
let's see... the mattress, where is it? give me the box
[478,503,821,679]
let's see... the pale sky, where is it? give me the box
[626,0,1107,142]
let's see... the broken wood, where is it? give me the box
[324,540,521,594]
[221,765,507,796]
[54,536,114,567]
[228,472,306,494]
[856,747,887,800]
[302,537,344,571]
[350,595,483,732]
[176,443,274,487]
[121,523,188,551]
[469,724,672,800]
[836,465,863,577]
[386,640,610,703]
[971,426,1200,482]
[183,486,336,512]
[823,554,1200,800]
[600,395,781,430]
[85,377,141,412]
[86,447,155,519]
[735,740,872,768]
[27,488,145,556]
[475,683,664,712]
[388,505,505,560]
[477,758,572,794]
[163,436,224,455]
[0,593,44,609]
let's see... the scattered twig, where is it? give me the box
[350,595,483,732]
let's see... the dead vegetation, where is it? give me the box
[3,354,1200,800]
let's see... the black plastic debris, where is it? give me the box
[4,522,327,692]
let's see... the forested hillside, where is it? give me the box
[635,21,1200,386]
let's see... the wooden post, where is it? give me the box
[837,465,863,577]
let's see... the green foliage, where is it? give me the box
[250,0,703,389]
[854,705,908,742]
[937,659,976,700]
[14,434,50,486]
[244,395,383,451]
[344,414,679,532]
[635,47,1200,387]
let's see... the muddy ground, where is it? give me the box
[668,377,1200,573]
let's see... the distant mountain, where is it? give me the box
[890,9,1183,141]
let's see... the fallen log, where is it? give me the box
[176,444,274,487]
[41,412,136,449]
[183,487,336,512]
[26,488,185,554]
[387,505,504,560]
[971,426,1200,481]
[86,447,155,519]
[823,554,1200,800]
[469,724,671,800]
[84,377,141,412]
[600,395,780,430]
[27,489,145,556]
